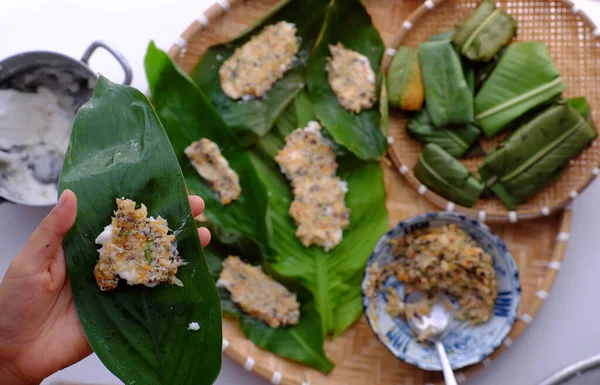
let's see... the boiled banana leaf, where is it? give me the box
[191,0,329,146]
[474,46,506,92]
[406,109,481,158]
[204,242,335,373]
[453,0,517,62]
[419,40,474,126]
[253,91,389,335]
[567,97,591,119]
[306,0,387,161]
[387,46,424,111]
[414,143,485,207]
[475,42,565,137]
[430,29,455,41]
[479,102,597,209]
[58,77,222,385]
[145,43,271,256]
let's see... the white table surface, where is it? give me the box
[1,1,600,384]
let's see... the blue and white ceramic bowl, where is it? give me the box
[362,212,521,371]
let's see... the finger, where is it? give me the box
[8,190,77,277]
[188,195,205,218]
[198,227,211,248]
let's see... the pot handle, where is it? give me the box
[81,40,133,85]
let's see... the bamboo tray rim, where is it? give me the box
[164,0,580,383]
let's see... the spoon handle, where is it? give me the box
[435,341,458,385]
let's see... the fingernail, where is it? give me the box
[56,190,68,208]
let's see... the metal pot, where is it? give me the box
[0,40,132,206]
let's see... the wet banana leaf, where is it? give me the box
[58,77,222,385]
[306,0,387,160]
[204,243,335,373]
[567,97,591,119]
[479,102,597,209]
[387,46,424,111]
[473,46,505,92]
[430,29,455,41]
[453,0,517,62]
[406,109,481,158]
[415,143,485,207]
[252,151,388,336]
[419,40,474,126]
[145,43,270,256]
[475,42,565,137]
[191,0,329,146]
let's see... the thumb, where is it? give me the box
[7,190,77,278]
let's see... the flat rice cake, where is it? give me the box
[290,177,350,251]
[184,138,241,205]
[326,43,377,113]
[274,121,337,183]
[219,21,300,100]
[217,256,300,328]
[94,198,183,291]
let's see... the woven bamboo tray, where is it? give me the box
[166,0,576,384]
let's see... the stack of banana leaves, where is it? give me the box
[141,0,389,374]
[387,0,597,209]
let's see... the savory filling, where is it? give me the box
[366,224,498,326]
[217,256,300,328]
[219,21,300,100]
[275,121,350,251]
[184,138,241,205]
[94,198,183,291]
[326,43,377,113]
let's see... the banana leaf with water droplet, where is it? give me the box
[58,77,222,385]
[453,0,517,62]
[480,102,597,209]
[419,40,474,126]
[387,46,424,111]
[474,42,565,137]
[306,0,387,161]
[190,0,329,146]
[204,242,335,373]
[414,143,485,207]
[145,42,271,257]
[406,109,481,158]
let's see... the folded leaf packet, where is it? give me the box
[475,42,565,137]
[453,0,517,62]
[419,40,474,126]
[387,47,424,111]
[406,109,481,158]
[479,102,597,209]
[414,143,485,207]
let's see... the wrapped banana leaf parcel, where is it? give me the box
[414,143,485,207]
[475,42,565,137]
[453,0,517,62]
[479,101,597,209]
[406,109,481,158]
[387,46,424,111]
[419,40,474,127]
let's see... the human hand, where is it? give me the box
[0,190,211,385]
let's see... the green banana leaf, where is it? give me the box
[145,42,271,256]
[474,42,565,137]
[387,46,424,111]
[479,102,597,209]
[414,143,485,207]
[58,77,222,385]
[204,243,334,373]
[191,0,329,146]
[567,97,591,119]
[473,46,506,92]
[430,29,455,41]
[306,0,387,161]
[419,40,474,126]
[453,0,517,62]
[406,109,481,158]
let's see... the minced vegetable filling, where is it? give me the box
[366,224,498,326]
[326,43,377,113]
[217,256,300,328]
[219,21,300,100]
[94,198,183,291]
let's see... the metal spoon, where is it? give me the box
[406,291,457,385]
